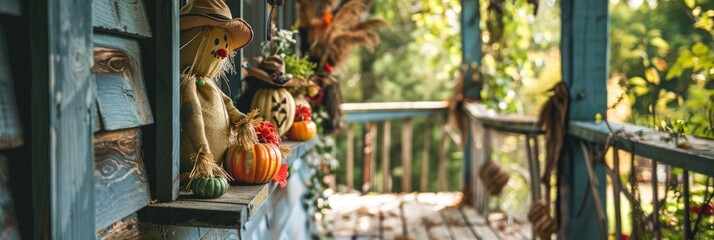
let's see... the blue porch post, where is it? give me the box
[560,0,609,239]
[461,0,481,205]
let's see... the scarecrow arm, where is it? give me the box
[180,76,214,160]
[222,92,259,147]
[221,92,247,126]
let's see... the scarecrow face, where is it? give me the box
[180,26,233,78]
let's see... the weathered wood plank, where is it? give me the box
[93,128,151,229]
[95,213,140,240]
[200,228,238,240]
[471,224,500,240]
[571,121,714,176]
[401,197,430,240]
[382,121,391,193]
[0,0,21,16]
[459,206,486,226]
[92,34,154,131]
[380,199,403,239]
[141,0,181,202]
[424,211,451,239]
[139,200,247,228]
[30,0,95,238]
[354,201,381,238]
[0,155,20,240]
[401,119,412,192]
[440,207,475,240]
[0,26,23,150]
[93,0,152,37]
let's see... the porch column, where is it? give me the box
[560,0,609,239]
[461,0,481,206]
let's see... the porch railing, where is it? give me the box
[463,102,714,239]
[569,121,714,239]
[338,101,458,193]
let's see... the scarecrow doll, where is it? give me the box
[237,55,303,137]
[178,0,258,195]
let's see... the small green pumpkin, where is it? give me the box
[191,176,229,199]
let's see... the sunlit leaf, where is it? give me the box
[685,0,696,9]
[629,76,648,86]
[692,42,710,56]
[653,57,668,71]
[633,86,650,96]
[645,68,660,85]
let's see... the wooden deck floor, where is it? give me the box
[323,192,532,240]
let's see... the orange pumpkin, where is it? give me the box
[287,120,317,141]
[225,143,282,184]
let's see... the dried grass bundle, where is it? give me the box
[537,82,569,185]
[315,0,387,68]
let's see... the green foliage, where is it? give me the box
[478,0,561,115]
[283,54,316,79]
[610,0,714,138]
[340,0,462,102]
[260,29,298,57]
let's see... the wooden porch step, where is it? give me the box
[324,192,532,240]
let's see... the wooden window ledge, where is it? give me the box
[138,137,318,229]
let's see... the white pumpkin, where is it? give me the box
[251,88,296,136]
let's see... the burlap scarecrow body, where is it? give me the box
[178,0,258,184]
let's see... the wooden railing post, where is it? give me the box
[381,121,391,193]
[347,125,355,191]
[362,123,376,193]
[401,119,413,192]
[438,117,449,192]
[421,121,431,192]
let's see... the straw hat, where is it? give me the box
[246,55,304,87]
[180,0,254,50]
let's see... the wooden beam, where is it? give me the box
[30,0,95,238]
[560,0,609,238]
[142,0,180,202]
